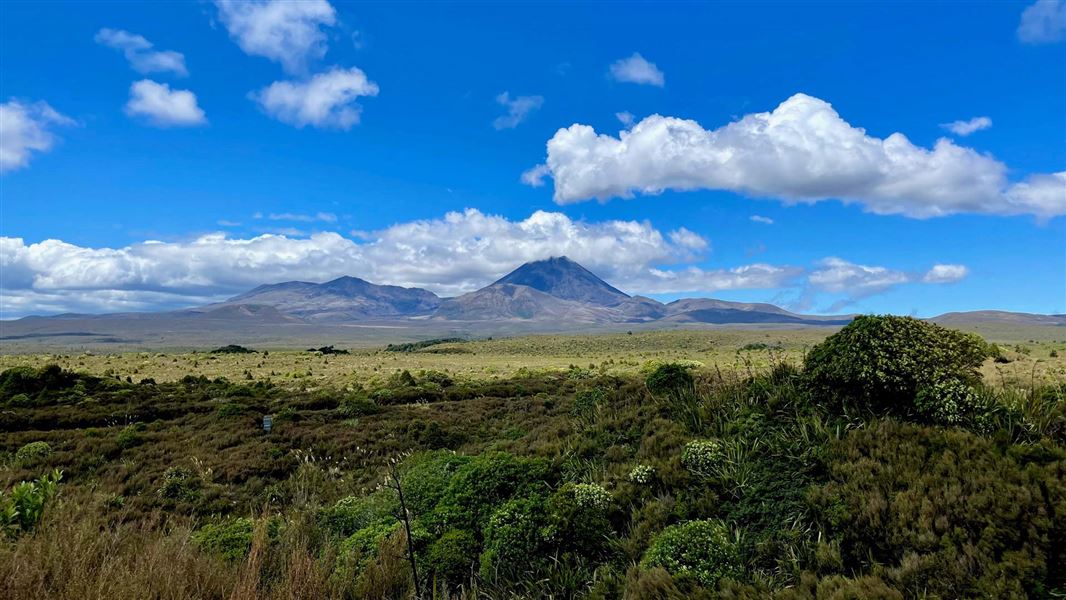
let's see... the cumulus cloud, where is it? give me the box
[95,28,188,76]
[750,215,774,225]
[805,257,969,311]
[608,53,664,86]
[0,209,968,317]
[923,263,968,283]
[1018,0,1066,44]
[524,93,1066,219]
[252,67,379,129]
[214,0,337,74]
[0,100,75,173]
[125,80,206,127]
[940,116,992,136]
[493,92,544,130]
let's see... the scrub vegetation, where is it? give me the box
[1,317,1064,599]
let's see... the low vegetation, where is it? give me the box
[1,317,1064,599]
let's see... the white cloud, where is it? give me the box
[252,67,379,129]
[125,80,206,127]
[95,28,188,76]
[266,212,337,222]
[214,0,337,74]
[525,93,1066,219]
[940,116,992,136]
[923,264,968,284]
[1019,0,1066,44]
[0,100,75,173]
[750,215,774,225]
[493,92,544,130]
[608,53,664,87]
[616,111,635,126]
[1,209,967,317]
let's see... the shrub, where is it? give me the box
[425,529,477,585]
[645,363,695,397]
[339,395,379,417]
[629,464,656,485]
[0,469,62,537]
[479,495,549,580]
[641,519,741,588]
[803,315,988,417]
[116,424,143,449]
[545,483,614,555]
[400,451,471,515]
[216,402,245,417]
[318,491,398,538]
[210,345,255,354]
[337,520,401,575]
[15,441,52,465]
[192,517,255,561]
[681,439,724,479]
[431,452,554,533]
[571,388,605,424]
[157,467,201,501]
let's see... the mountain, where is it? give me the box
[930,310,1066,327]
[492,256,630,306]
[220,276,440,322]
[662,298,852,325]
[435,257,669,322]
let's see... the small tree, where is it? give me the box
[641,519,740,588]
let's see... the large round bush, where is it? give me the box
[803,315,988,416]
[641,519,741,587]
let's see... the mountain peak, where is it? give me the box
[493,256,629,306]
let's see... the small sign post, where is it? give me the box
[262,415,273,433]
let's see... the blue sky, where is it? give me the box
[1,0,1064,318]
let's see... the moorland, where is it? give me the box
[1,319,1065,599]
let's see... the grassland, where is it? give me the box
[2,327,1064,390]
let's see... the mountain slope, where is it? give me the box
[221,276,440,322]
[492,256,630,306]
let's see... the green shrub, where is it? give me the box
[425,529,477,585]
[192,517,255,561]
[0,469,62,537]
[14,441,52,465]
[803,315,988,417]
[431,452,554,533]
[216,402,246,417]
[645,363,695,397]
[210,345,256,354]
[116,424,143,449]
[571,388,605,424]
[337,520,400,573]
[479,495,549,580]
[641,519,741,588]
[545,483,613,555]
[681,439,724,479]
[339,395,379,417]
[400,451,471,515]
[157,467,201,501]
[629,464,655,485]
[318,491,398,538]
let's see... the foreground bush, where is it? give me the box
[803,315,989,420]
[641,519,740,588]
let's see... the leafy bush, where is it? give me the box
[116,424,144,449]
[399,451,470,515]
[629,464,655,485]
[641,519,741,588]
[431,452,554,534]
[645,363,695,397]
[425,528,477,585]
[211,345,256,354]
[339,395,379,417]
[545,483,613,555]
[192,517,255,561]
[479,495,549,580]
[216,402,246,417]
[681,439,724,479]
[0,469,62,537]
[157,467,201,501]
[803,315,989,417]
[337,520,401,574]
[14,441,52,465]
[318,491,397,538]
[571,387,605,424]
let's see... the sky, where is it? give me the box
[1,0,1064,319]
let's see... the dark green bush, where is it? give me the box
[14,441,52,465]
[803,315,988,418]
[479,495,549,580]
[645,363,695,397]
[192,517,255,561]
[425,528,477,585]
[641,519,741,588]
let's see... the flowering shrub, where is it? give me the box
[641,519,740,587]
[681,439,724,479]
[628,464,655,484]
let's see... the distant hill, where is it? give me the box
[492,256,630,306]
[930,310,1066,327]
[220,276,441,322]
